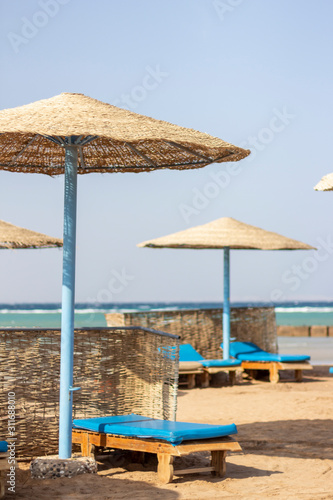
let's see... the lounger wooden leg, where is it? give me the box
[201,371,210,388]
[269,364,280,384]
[81,434,95,457]
[187,374,196,389]
[295,369,303,382]
[229,371,236,386]
[157,453,174,483]
[211,450,227,477]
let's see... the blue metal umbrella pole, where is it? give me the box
[223,247,230,360]
[58,145,78,459]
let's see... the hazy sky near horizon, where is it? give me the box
[1,0,333,304]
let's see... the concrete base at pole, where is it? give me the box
[30,454,97,479]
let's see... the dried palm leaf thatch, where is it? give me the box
[0,219,62,249]
[138,217,315,250]
[0,93,250,176]
[314,173,333,191]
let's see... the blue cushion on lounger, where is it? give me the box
[201,359,242,368]
[179,344,205,362]
[0,441,8,452]
[179,344,242,367]
[73,413,237,446]
[228,341,310,362]
[329,367,333,374]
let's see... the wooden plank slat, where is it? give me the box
[205,366,242,374]
[174,466,215,475]
[174,437,241,454]
[241,361,312,370]
[241,361,275,369]
[279,362,313,370]
[178,370,203,375]
[105,435,172,454]
[73,430,106,447]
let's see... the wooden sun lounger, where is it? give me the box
[178,361,204,389]
[179,363,242,388]
[0,452,10,500]
[241,360,313,384]
[179,345,243,388]
[201,365,243,387]
[229,342,313,384]
[72,429,241,483]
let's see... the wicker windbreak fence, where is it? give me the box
[0,327,179,458]
[105,307,278,359]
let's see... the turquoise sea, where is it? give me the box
[1,301,333,364]
[1,301,333,328]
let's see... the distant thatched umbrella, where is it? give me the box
[138,217,315,359]
[0,219,62,249]
[314,173,333,191]
[0,93,249,458]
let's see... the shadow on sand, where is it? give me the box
[15,468,180,499]
[94,447,282,485]
[238,419,333,459]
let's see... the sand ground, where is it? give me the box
[12,366,333,500]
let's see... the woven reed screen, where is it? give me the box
[105,308,278,359]
[0,327,179,458]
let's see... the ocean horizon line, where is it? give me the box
[1,300,333,312]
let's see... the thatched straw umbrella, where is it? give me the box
[138,217,314,359]
[0,93,249,458]
[314,173,333,191]
[0,219,62,249]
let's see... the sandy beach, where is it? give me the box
[12,365,333,500]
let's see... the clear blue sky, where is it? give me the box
[1,0,333,304]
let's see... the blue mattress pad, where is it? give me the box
[73,414,237,446]
[0,441,8,452]
[201,358,242,368]
[179,344,241,367]
[229,341,310,363]
[179,344,205,362]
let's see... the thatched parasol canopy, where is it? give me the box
[0,93,250,175]
[138,217,314,361]
[314,173,333,191]
[0,219,62,249]
[138,217,315,250]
